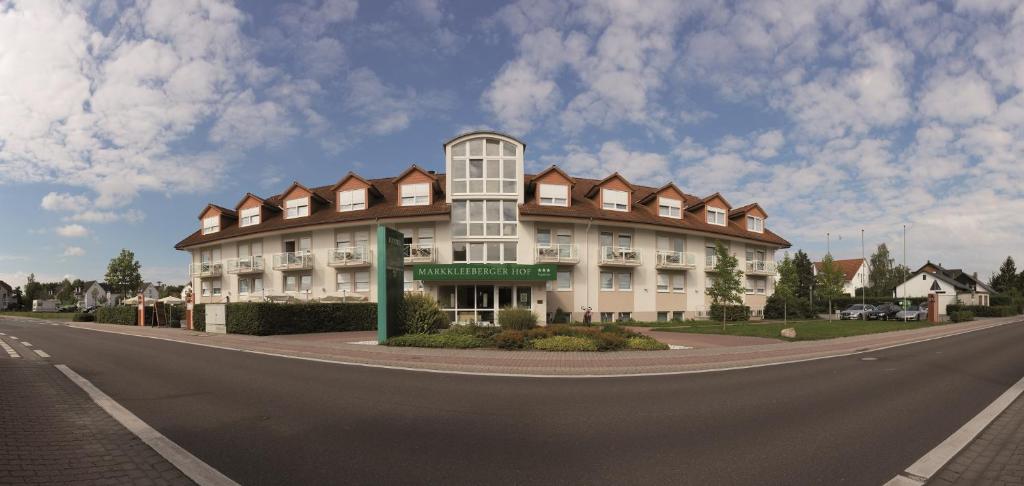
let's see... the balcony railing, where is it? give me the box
[746,260,777,275]
[705,255,719,271]
[599,246,641,266]
[655,251,697,269]
[272,251,314,270]
[226,256,265,275]
[404,244,436,263]
[190,262,222,277]
[327,246,372,267]
[536,244,579,264]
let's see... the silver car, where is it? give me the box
[840,304,874,320]
[895,304,926,321]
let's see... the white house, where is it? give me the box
[813,258,867,297]
[0,280,13,310]
[79,281,159,307]
[894,261,994,315]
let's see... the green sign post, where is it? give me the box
[413,263,557,281]
[376,226,405,343]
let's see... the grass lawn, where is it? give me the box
[653,319,946,341]
[0,311,75,321]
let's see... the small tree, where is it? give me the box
[707,242,745,330]
[792,250,816,301]
[991,256,1018,294]
[867,243,895,296]
[105,249,143,299]
[775,253,799,325]
[815,254,845,321]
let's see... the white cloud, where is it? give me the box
[55,224,89,238]
[41,192,90,211]
[344,68,452,135]
[541,141,671,186]
[64,209,146,224]
[920,71,998,124]
[63,246,86,257]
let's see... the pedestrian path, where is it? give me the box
[929,390,1024,485]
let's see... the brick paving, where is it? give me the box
[48,316,1023,376]
[930,392,1024,486]
[0,352,193,485]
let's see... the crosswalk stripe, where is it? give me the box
[33,349,50,358]
[0,339,20,358]
[21,342,32,347]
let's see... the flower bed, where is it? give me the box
[385,324,668,351]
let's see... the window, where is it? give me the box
[239,277,262,295]
[536,229,551,247]
[452,242,517,263]
[707,207,726,225]
[538,184,569,206]
[450,138,518,194]
[672,311,685,321]
[600,271,614,291]
[600,312,613,323]
[200,280,210,297]
[336,272,351,292]
[602,189,629,211]
[657,312,669,322]
[546,270,572,291]
[211,279,222,296]
[617,272,632,291]
[658,197,682,218]
[202,216,219,234]
[747,215,764,232]
[355,272,370,292]
[404,269,422,292]
[756,278,765,294]
[401,183,429,206]
[239,207,260,227]
[618,312,631,321]
[657,273,670,292]
[451,200,517,237]
[285,273,312,293]
[335,271,369,293]
[338,189,366,212]
[285,198,309,218]
[672,274,685,293]
[336,230,369,250]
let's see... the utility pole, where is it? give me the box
[903,224,907,323]
[861,228,866,319]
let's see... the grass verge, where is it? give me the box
[653,319,947,341]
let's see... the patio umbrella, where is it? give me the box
[158,296,184,305]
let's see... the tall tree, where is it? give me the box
[775,252,799,324]
[707,242,745,330]
[105,249,143,299]
[991,256,1018,294]
[792,250,815,300]
[23,273,41,304]
[867,243,895,295]
[815,254,846,320]
[55,278,76,305]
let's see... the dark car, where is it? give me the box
[58,304,79,313]
[867,304,902,320]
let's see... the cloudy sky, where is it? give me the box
[2,0,1023,288]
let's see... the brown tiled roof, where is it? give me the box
[729,203,765,218]
[520,176,790,248]
[0,280,11,292]
[175,175,450,249]
[813,258,865,282]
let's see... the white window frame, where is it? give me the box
[538,184,569,206]
[617,272,632,291]
[452,241,517,263]
[239,207,260,227]
[338,189,367,212]
[747,215,764,233]
[451,200,518,238]
[657,273,670,293]
[201,280,211,297]
[401,183,430,206]
[658,197,682,218]
[555,270,572,291]
[707,207,726,226]
[285,197,310,219]
[601,188,629,211]
[211,279,222,296]
[202,216,219,234]
[672,274,686,293]
[449,137,519,195]
[600,271,614,291]
[355,271,370,292]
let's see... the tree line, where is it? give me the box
[990,256,1024,296]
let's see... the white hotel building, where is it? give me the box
[176,131,791,324]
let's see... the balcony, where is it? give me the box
[327,246,372,267]
[599,246,641,267]
[655,251,697,270]
[746,260,777,275]
[535,244,579,264]
[272,251,314,271]
[226,256,265,275]
[190,262,222,277]
[404,244,436,264]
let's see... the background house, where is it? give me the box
[0,281,13,310]
[894,261,993,315]
[79,281,158,307]
[813,258,867,296]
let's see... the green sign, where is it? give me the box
[413,263,557,281]
[377,226,405,343]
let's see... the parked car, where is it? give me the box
[82,305,100,314]
[58,304,78,313]
[840,304,875,320]
[867,303,903,320]
[895,305,926,321]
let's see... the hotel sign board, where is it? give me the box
[413,263,557,281]
[376,226,405,343]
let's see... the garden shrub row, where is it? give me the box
[945,304,1018,317]
[709,304,751,321]
[225,302,375,336]
[95,306,138,325]
[385,323,669,352]
[72,312,95,322]
[950,310,975,323]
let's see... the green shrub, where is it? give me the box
[446,323,502,339]
[526,326,555,339]
[945,304,1017,317]
[95,306,137,325]
[192,304,206,332]
[386,333,489,349]
[950,310,975,323]
[591,331,627,351]
[72,312,95,322]
[493,330,527,349]
[531,335,598,352]
[709,304,751,321]
[398,294,449,334]
[224,302,376,335]
[626,336,670,351]
[498,307,538,330]
[763,294,816,319]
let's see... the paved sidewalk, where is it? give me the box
[0,353,192,485]
[32,316,1021,376]
[930,392,1024,486]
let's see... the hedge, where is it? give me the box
[72,312,95,322]
[95,306,138,325]
[945,304,1017,317]
[950,310,975,323]
[709,304,751,321]
[224,302,376,336]
[763,295,817,320]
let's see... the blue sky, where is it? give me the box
[2,0,1024,288]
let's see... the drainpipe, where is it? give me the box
[585,217,593,316]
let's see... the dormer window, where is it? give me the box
[602,189,629,211]
[239,207,260,227]
[747,215,764,233]
[401,183,430,206]
[202,216,219,234]
[707,207,726,226]
[539,184,568,206]
[658,197,682,218]
[285,198,310,218]
[338,189,367,212]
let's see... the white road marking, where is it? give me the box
[885,374,1024,485]
[8,335,17,340]
[348,340,378,345]
[55,365,239,486]
[33,349,50,358]
[0,339,20,358]
[0,332,5,335]
[21,342,32,347]
[668,344,692,350]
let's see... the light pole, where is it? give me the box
[861,228,866,320]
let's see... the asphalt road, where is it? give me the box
[2,317,1023,486]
